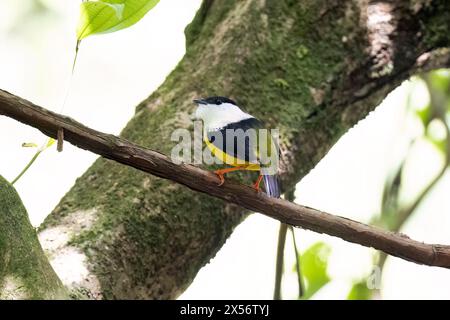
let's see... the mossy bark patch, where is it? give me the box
[0,176,67,299]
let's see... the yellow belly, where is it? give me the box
[205,137,260,171]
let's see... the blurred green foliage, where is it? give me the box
[297,242,331,300]
[347,280,372,300]
[381,70,450,231]
[289,69,450,301]
[354,69,450,300]
[3,0,57,38]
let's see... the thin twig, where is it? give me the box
[11,150,42,185]
[273,223,287,300]
[290,226,304,298]
[57,128,64,152]
[284,188,304,298]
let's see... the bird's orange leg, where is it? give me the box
[214,167,246,186]
[252,174,264,192]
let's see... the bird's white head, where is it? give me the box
[193,96,253,131]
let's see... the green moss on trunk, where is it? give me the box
[0,176,67,299]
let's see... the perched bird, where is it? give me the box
[194,96,280,198]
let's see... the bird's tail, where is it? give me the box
[263,174,280,198]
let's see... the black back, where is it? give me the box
[206,117,263,163]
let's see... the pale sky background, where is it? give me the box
[0,0,449,299]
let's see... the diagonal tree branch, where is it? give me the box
[1,89,450,268]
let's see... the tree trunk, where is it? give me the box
[0,176,67,299]
[32,0,450,299]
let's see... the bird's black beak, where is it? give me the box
[193,98,207,105]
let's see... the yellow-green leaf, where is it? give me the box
[77,0,160,40]
[22,142,38,148]
[45,138,55,148]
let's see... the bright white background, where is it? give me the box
[0,0,449,299]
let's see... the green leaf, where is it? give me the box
[347,280,373,300]
[77,0,160,40]
[297,242,331,300]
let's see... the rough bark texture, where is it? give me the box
[30,0,450,299]
[0,176,67,299]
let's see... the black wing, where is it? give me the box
[206,117,263,163]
